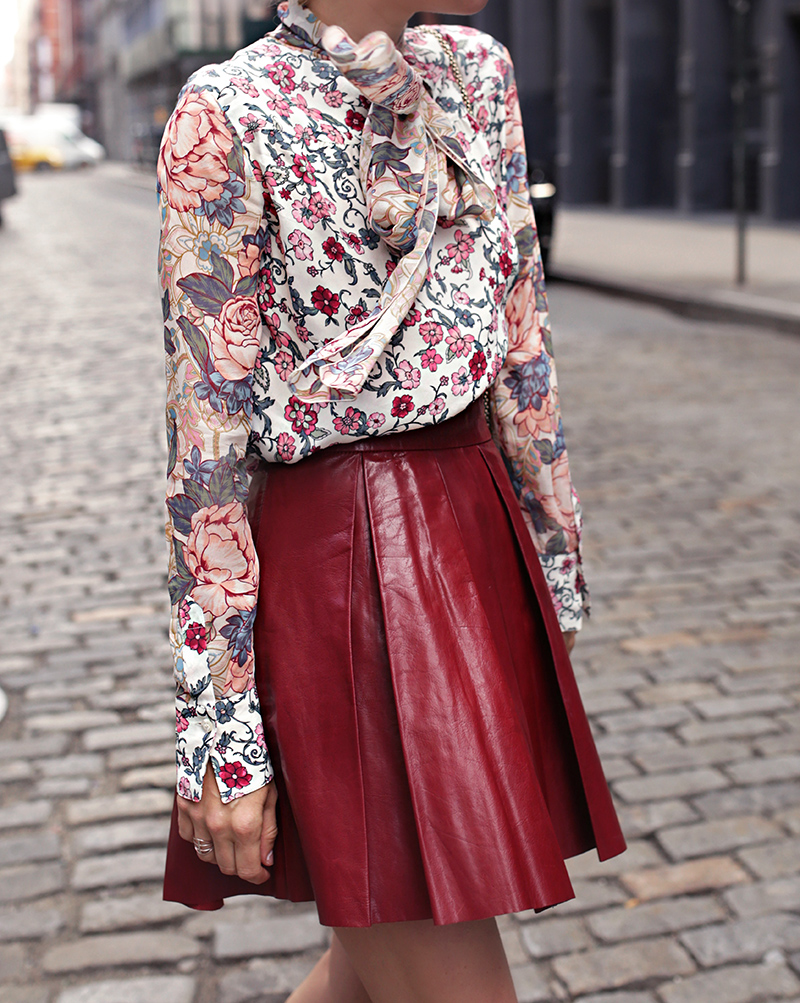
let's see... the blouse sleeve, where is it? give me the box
[158,85,274,802]
[487,50,589,632]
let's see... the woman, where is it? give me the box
[158,0,626,999]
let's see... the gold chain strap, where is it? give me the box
[417,26,474,117]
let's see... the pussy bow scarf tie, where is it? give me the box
[280,4,497,400]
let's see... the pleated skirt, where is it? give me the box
[163,398,626,926]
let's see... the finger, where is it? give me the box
[260,782,279,868]
[191,825,217,867]
[234,833,269,885]
[213,835,237,876]
[177,797,197,844]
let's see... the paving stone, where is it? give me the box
[55,975,196,1003]
[33,753,104,777]
[519,916,594,958]
[0,800,52,830]
[613,767,729,803]
[597,706,693,734]
[0,905,64,941]
[0,942,28,977]
[0,831,61,867]
[693,781,800,819]
[595,732,681,757]
[519,879,627,919]
[738,837,800,879]
[621,856,749,900]
[727,754,800,785]
[82,722,173,751]
[37,776,95,797]
[616,801,698,839]
[0,987,50,1003]
[71,849,166,890]
[217,957,319,1003]
[65,789,172,825]
[568,841,665,880]
[119,765,174,789]
[25,710,121,732]
[0,862,65,902]
[679,914,800,966]
[107,742,175,770]
[656,815,782,860]
[588,895,725,943]
[551,937,695,995]
[633,682,720,706]
[725,876,800,917]
[775,806,800,834]
[632,741,750,774]
[0,735,69,760]
[692,693,794,718]
[214,913,328,959]
[576,994,656,1003]
[678,716,782,743]
[42,931,200,972]
[80,893,188,933]
[657,960,800,1003]
[73,818,170,857]
[509,962,551,1003]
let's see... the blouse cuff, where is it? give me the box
[176,687,274,804]
[539,553,590,633]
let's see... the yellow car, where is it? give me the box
[4,117,105,172]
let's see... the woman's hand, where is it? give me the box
[562,631,577,656]
[177,761,278,884]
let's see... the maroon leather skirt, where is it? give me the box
[163,399,625,926]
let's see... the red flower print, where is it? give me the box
[185,622,207,653]
[322,236,345,261]
[176,710,189,734]
[219,761,253,789]
[391,395,415,418]
[311,285,341,317]
[499,252,515,278]
[332,406,365,434]
[276,431,296,461]
[420,347,443,372]
[285,396,320,435]
[403,307,422,327]
[469,350,488,380]
[346,303,369,327]
[345,109,366,131]
[291,153,315,184]
[342,232,363,253]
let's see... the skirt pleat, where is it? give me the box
[163,399,626,925]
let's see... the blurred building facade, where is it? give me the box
[5,0,800,219]
[467,0,800,219]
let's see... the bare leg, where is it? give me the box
[286,933,373,1003]
[333,917,518,1003]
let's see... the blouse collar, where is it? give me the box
[277,0,417,56]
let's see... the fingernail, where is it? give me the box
[265,850,273,865]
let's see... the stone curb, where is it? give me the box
[548,265,800,337]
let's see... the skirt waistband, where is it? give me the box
[326,397,491,454]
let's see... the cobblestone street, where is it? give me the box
[1,165,799,1003]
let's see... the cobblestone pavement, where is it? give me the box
[1,165,799,1003]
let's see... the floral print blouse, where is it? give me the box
[158,0,589,803]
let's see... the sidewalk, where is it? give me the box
[548,208,800,334]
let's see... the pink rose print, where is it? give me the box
[445,328,474,358]
[276,431,296,461]
[178,599,191,627]
[452,366,470,396]
[183,503,257,616]
[218,761,253,789]
[429,397,446,417]
[420,347,443,372]
[287,229,313,261]
[239,112,266,143]
[419,322,444,345]
[158,90,233,212]
[292,192,335,229]
[453,290,471,306]
[230,76,259,99]
[209,296,261,381]
[323,88,344,108]
[506,277,543,354]
[265,311,290,347]
[238,242,261,276]
[176,710,189,734]
[396,359,421,389]
[445,229,476,265]
[367,412,386,430]
[185,621,208,653]
[255,723,267,749]
[178,777,192,799]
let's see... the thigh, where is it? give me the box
[333,918,517,1003]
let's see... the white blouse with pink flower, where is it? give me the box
[159,0,588,803]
